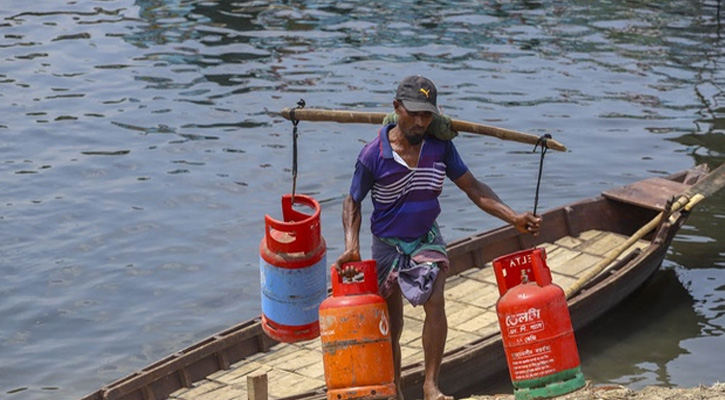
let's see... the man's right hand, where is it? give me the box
[333,249,361,279]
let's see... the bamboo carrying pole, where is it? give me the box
[279,108,568,152]
[564,162,725,299]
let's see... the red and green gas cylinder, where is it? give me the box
[493,248,586,400]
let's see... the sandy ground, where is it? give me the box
[465,382,725,400]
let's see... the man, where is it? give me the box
[334,76,541,400]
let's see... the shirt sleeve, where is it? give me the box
[349,159,374,203]
[444,141,469,181]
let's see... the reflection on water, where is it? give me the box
[575,190,725,390]
[576,267,705,388]
[0,1,723,399]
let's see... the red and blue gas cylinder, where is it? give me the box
[259,194,327,343]
[493,248,585,400]
[319,260,396,400]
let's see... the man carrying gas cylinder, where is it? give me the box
[333,75,542,400]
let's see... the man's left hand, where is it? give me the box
[513,212,542,236]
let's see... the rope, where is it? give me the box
[532,134,552,216]
[288,99,305,203]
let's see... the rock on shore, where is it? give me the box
[466,382,725,400]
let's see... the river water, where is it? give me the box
[1,1,723,399]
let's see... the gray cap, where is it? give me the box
[395,75,440,115]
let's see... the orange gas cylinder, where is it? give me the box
[319,260,396,400]
[493,248,585,400]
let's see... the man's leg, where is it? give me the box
[386,285,405,400]
[422,270,453,400]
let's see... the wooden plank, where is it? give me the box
[443,274,468,290]
[294,359,326,381]
[192,385,246,400]
[458,265,497,286]
[169,380,224,400]
[450,269,498,296]
[453,286,500,309]
[403,302,426,321]
[445,278,482,302]
[400,346,424,365]
[243,343,297,363]
[400,317,424,347]
[578,229,604,241]
[456,311,499,334]
[211,361,271,385]
[602,177,690,211]
[444,298,471,316]
[538,242,559,253]
[445,279,498,308]
[301,339,322,351]
[445,329,484,350]
[265,370,325,398]
[479,266,498,286]
[457,266,493,282]
[552,252,603,278]
[546,247,582,269]
[577,232,627,256]
[447,303,490,328]
[264,348,321,371]
[551,272,578,290]
[554,235,584,249]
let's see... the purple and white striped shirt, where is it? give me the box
[350,124,469,241]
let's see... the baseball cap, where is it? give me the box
[395,75,440,115]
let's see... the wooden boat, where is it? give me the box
[80,163,724,400]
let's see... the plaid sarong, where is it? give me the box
[371,224,449,306]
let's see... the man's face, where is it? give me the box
[394,100,434,146]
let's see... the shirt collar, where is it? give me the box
[379,124,395,159]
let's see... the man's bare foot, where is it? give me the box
[423,386,454,400]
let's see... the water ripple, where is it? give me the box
[0,1,722,399]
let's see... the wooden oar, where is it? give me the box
[279,108,567,152]
[565,162,725,299]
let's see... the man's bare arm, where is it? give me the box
[453,171,542,235]
[334,194,363,275]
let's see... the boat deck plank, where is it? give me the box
[170,230,650,400]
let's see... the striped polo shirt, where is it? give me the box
[350,124,469,241]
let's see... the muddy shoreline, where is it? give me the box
[466,382,725,400]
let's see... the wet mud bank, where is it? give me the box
[467,382,725,400]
